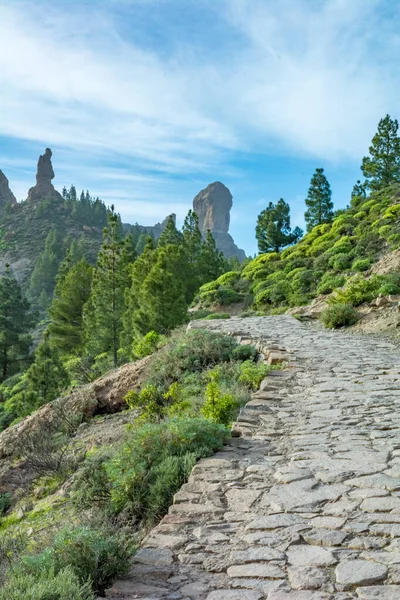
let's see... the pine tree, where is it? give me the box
[139,245,187,335]
[181,210,203,302]
[49,259,93,355]
[158,216,183,247]
[304,168,334,231]
[198,230,225,282]
[28,228,64,309]
[351,180,367,199]
[256,199,303,253]
[0,266,33,382]
[8,332,69,417]
[122,237,157,346]
[83,206,128,367]
[361,114,400,190]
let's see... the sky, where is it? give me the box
[1,0,400,255]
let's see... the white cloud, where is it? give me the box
[1,0,400,246]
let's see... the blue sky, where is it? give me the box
[1,0,400,255]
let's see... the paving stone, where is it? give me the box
[288,566,329,590]
[356,586,400,598]
[302,528,347,547]
[287,545,337,567]
[230,547,285,562]
[360,497,400,512]
[206,591,264,600]
[335,560,388,587]
[227,563,286,578]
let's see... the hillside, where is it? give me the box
[195,183,400,332]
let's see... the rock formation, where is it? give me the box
[27,148,63,203]
[193,182,246,261]
[0,170,17,209]
[123,214,177,242]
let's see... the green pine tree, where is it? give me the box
[304,168,334,231]
[256,199,303,253]
[7,332,69,417]
[361,114,400,190]
[158,216,183,247]
[83,206,128,367]
[49,259,93,355]
[198,230,225,282]
[28,228,65,309]
[139,245,187,335]
[0,266,33,382]
[181,210,203,302]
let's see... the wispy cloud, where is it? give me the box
[1,0,400,253]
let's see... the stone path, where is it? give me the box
[105,316,400,600]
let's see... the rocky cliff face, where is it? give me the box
[0,170,17,210]
[27,148,63,203]
[193,182,246,261]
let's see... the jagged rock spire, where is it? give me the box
[0,170,17,209]
[27,148,62,203]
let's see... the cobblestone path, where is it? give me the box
[105,316,400,600]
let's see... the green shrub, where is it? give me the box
[0,567,94,600]
[104,418,228,521]
[125,384,166,420]
[201,380,238,425]
[317,274,346,295]
[147,329,238,388]
[19,526,129,596]
[204,312,231,320]
[377,283,400,295]
[332,274,383,306]
[133,331,166,358]
[216,271,241,286]
[239,360,270,390]
[216,287,242,305]
[352,258,371,272]
[231,344,257,361]
[329,253,353,271]
[321,304,359,329]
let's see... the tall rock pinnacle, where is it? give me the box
[27,148,62,203]
[0,170,17,210]
[193,182,246,261]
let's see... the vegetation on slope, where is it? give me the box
[195,116,400,322]
[0,328,274,597]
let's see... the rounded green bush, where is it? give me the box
[215,287,242,305]
[351,258,371,272]
[321,304,359,329]
[377,284,400,295]
[216,271,241,286]
[0,567,94,600]
[317,274,345,295]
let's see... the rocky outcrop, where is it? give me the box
[0,170,17,209]
[193,182,246,261]
[123,214,177,242]
[27,148,63,203]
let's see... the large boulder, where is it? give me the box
[27,148,63,203]
[193,182,246,261]
[0,170,17,209]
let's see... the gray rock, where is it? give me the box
[335,560,387,587]
[287,545,337,567]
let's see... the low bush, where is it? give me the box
[215,287,242,305]
[77,418,228,524]
[317,274,345,295]
[201,380,239,425]
[239,360,270,390]
[352,258,371,272]
[377,283,400,295]
[19,526,130,596]
[146,329,238,388]
[332,274,383,306]
[321,304,359,329]
[231,344,257,361]
[133,331,166,358]
[204,312,231,320]
[0,566,94,600]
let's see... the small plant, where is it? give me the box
[332,274,383,306]
[0,493,11,516]
[352,258,371,272]
[20,526,130,596]
[204,312,231,319]
[377,283,400,295]
[317,274,346,295]
[321,304,359,329]
[201,376,239,426]
[0,567,94,600]
[125,384,165,420]
[239,360,270,390]
[231,344,257,362]
[132,331,166,358]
